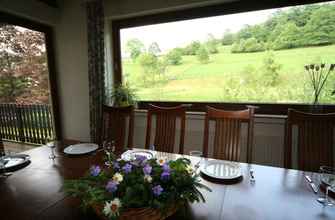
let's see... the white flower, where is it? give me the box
[103,198,122,217]
[144,175,153,183]
[112,172,123,183]
[157,157,166,166]
[186,165,194,175]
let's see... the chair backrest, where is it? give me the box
[101,105,134,152]
[145,104,186,154]
[285,109,335,171]
[203,106,255,162]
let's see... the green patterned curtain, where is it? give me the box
[86,0,105,144]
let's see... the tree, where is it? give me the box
[221,29,234,45]
[272,22,302,50]
[138,53,166,85]
[196,46,210,64]
[165,48,182,65]
[0,25,48,104]
[302,6,335,46]
[184,41,201,55]
[126,38,145,61]
[205,34,219,54]
[261,51,281,87]
[148,42,161,56]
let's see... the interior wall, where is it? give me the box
[54,0,91,141]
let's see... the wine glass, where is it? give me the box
[46,138,57,160]
[189,150,203,170]
[317,166,335,206]
[103,140,115,165]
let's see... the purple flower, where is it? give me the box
[106,180,118,193]
[135,155,147,162]
[143,164,152,175]
[122,163,132,174]
[161,171,170,181]
[162,163,170,172]
[113,162,120,170]
[90,165,101,177]
[152,185,163,196]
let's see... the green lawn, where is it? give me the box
[122,45,335,104]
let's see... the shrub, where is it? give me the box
[196,46,210,64]
[165,48,183,65]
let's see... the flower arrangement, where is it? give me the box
[63,154,210,220]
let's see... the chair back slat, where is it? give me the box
[101,105,134,152]
[285,109,335,171]
[203,106,254,162]
[145,105,185,154]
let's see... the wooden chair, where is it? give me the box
[101,105,134,152]
[145,104,186,154]
[285,109,335,172]
[203,106,255,162]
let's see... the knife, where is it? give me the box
[305,175,318,193]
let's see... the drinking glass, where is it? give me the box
[47,140,56,159]
[189,150,203,170]
[103,141,115,164]
[317,166,335,206]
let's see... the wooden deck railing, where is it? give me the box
[0,104,54,144]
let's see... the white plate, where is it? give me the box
[200,160,242,180]
[121,150,155,161]
[63,143,99,155]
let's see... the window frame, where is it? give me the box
[111,0,335,114]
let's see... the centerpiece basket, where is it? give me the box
[64,153,210,220]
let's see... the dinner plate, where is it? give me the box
[121,150,155,161]
[200,160,242,181]
[63,143,99,155]
[0,154,30,171]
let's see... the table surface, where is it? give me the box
[1,140,335,220]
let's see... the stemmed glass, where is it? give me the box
[189,150,203,170]
[46,139,57,160]
[103,140,115,165]
[317,166,335,206]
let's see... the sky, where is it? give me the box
[120,7,279,56]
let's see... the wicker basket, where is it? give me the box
[92,204,177,220]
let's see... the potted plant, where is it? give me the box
[109,83,137,107]
[63,155,210,220]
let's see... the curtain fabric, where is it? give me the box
[86,0,105,144]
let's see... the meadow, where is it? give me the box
[122,45,335,104]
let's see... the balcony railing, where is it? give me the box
[0,103,54,144]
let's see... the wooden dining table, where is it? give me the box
[1,140,335,220]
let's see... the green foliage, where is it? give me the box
[261,51,282,87]
[126,38,145,61]
[0,74,29,103]
[196,46,210,64]
[148,42,161,56]
[63,156,210,220]
[231,38,265,53]
[272,23,302,50]
[232,3,335,52]
[165,48,183,65]
[205,34,219,54]
[183,41,201,55]
[221,29,235,45]
[108,83,137,107]
[138,53,167,86]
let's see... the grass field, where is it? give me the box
[122,45,335,104]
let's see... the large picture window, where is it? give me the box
[118,1,335,106]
